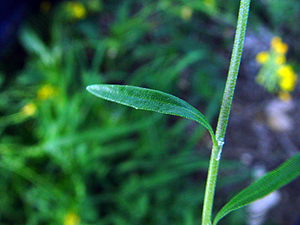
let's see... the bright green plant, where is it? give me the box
[87,0,300,224]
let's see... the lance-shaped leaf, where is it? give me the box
[213,152,300,225]
[86,84,216,144]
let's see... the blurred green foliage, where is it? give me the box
[0,0,299,224]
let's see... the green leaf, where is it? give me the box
[86,84,216,144]
[213,152,300,225]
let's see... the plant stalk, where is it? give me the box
[201,0,251,224]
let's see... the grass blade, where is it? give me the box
[86,84,216,143]
[213,152,300,225]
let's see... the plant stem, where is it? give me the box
[201,0,251,224]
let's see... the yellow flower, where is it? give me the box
[255,36,297,99]
[279,75,297,92]
[277,65,297,92]
[275,54,286,65]
[271,36,288,54]
[277,65,296,78]
[278,91,292,102]
[37,84,57,100]
[66,2,86,20]
[64,212,80,225]
[181,6,193,21]
[256,51,270,64]
[21,102,37,117]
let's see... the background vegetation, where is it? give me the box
[1,0,300,224]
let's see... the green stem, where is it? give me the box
[201,0,251,224]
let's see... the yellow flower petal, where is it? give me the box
[275,54,286,65]
[278,92,292,102]
[271,36,288,54]
[277,65,295,78]
[278,74,297,92]
[21,102,37,117]
[66,2,86,20]
[37,84,57,100]
[256,51,270,64]
[64,212,80,225]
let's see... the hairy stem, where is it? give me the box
[201,0,251,224]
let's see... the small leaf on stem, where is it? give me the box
[87,84,216,144]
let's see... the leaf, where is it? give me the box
[213,152,300,225]
[86,84,216,144]
[19,27,49,59]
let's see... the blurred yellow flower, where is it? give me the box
[277,64,296,78]
[66,2,86,20]
[64,212,80,225]
[37,84,57,100]
[181,6,193,21]
[278,91,292,102]
[275,54,286,65]
[255,36,297,100]
[271,36,288,54]
[21,102,37,117]
[277,65,297,92]
[256,51,270,64]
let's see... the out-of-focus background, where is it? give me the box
[1,0,300,224]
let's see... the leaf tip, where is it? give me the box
[86,84,99,94]
[86,85,93,92]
